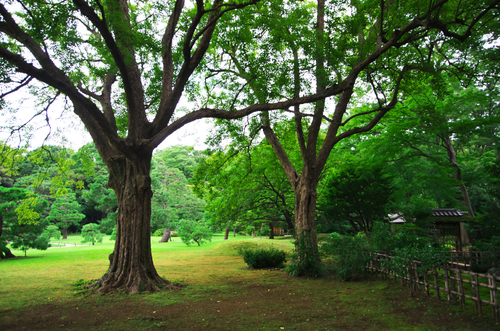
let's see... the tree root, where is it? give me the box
[74,276,186,295]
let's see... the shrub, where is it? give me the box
[242,246,287,268]
[257,225,270,237]
[368,223,438,252]
[153,229,164,237]
[320,232,369,281]
[470,237,500,270]
[383,245,448,279]
[286,232,326,277]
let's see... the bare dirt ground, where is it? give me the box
[1,271,499,331]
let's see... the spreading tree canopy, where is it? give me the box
[204,0,500,274]
[0,0,499,289]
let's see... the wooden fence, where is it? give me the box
[440,250,498,271]
[366,252,500,322]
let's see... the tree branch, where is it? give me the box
[0,76,33,99]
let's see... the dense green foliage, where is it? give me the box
[0,0,499,292]
[285,231,326,277]
[1,144,208,256]
[193,139,295,237]
[0,186,50,257]
[321,224,448,281]
[81,223,104,245]
[177,220,213,246]
[321,232,370,281]
[320,163,394,235]
[242,246,287,269]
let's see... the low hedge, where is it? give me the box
[242,246,287,269]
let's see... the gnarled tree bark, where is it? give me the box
[97,153,176,293]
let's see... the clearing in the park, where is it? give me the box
[0,234,497,330]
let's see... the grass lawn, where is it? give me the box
[1,233,498,330]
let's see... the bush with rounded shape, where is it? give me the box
[81,223,104,245]
[153,229,164,237]
[242,246,287,268]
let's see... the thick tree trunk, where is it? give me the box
[159,228,171,243]
[294,175,320,262]
[1,247,16,259]
[62,228,68,240]
[224,227,230,240]
[269,222,274,239]
[95,154,176,293]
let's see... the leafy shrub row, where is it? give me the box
[321,223,448,281]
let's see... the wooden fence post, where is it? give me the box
[434,267,440,301]
[451,269,457,305]
[457,269,465,309]
[476,274,482,317]
[489,275,499,322]
[366,250,499,322]
[444,266,451,303]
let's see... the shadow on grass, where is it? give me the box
[0,255,45,261]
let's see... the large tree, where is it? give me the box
[1,1,498,290]
[205,0,500,273]
[0,0,351,293]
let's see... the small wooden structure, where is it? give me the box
[428,209,468,251]
[273,227,285,236]
[389,208,469,251]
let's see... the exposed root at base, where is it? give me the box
[73,278,186,295]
